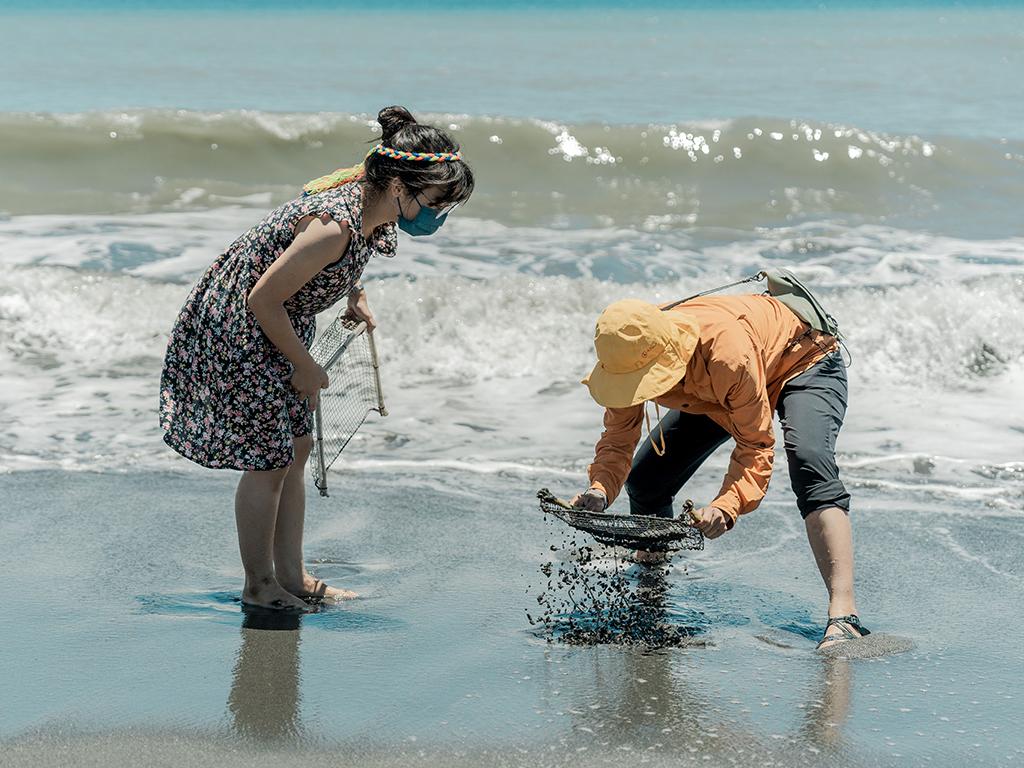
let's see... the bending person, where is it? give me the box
[160,106,473,610]
[572,294,867,649]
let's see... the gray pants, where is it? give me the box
[626,351,851,519]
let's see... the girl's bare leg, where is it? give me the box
[804,506,862,645]
[274,435,358,601]
[235,467,307,610]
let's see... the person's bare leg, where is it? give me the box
[274,435,357,601]
[804,506,862,645]
[235,467,307,610]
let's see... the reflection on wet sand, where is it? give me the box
[802,657,853,752]
[227,606,303,743]
[540,567,857,764]
[548,569,742,757]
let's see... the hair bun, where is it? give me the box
[377,106,417,144]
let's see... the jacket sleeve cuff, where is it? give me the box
[710,495,740,529]
[587,477,622,505]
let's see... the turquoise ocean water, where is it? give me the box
[3,1,1024,137]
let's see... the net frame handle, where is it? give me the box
[314,400,330,497]
[367,328,388,417]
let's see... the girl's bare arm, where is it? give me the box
[247,215,350,366]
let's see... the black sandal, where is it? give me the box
[816,614,871,649]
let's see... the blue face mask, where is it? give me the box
[397,193,456,237]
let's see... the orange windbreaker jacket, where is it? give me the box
[587,294,837,526]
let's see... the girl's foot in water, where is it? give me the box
[281,574,358,602]
[242,577,308,610]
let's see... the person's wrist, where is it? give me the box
[296,354,319,373]
[712,506,736,529]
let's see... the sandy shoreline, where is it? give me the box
[1,469,1021,766]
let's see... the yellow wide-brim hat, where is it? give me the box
[581,299,700,408]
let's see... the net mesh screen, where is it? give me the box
[309,315,384,496]
[537,489,704,551]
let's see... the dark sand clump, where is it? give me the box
[529,523,703,648]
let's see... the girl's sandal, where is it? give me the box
[816,614,871,650]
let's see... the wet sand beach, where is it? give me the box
[2,468,1021,766]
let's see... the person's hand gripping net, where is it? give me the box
[690,505,729,539]
[570,487,608,512]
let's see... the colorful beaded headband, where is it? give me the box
[303,144,463,196]
[371,144,463,162]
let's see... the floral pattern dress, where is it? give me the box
[159,182,397,470]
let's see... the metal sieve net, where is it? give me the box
[309,315,387,497]
[537,489,704,551]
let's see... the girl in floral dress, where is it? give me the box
[160,107,474,609]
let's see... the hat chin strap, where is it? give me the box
[643,401,667,457]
